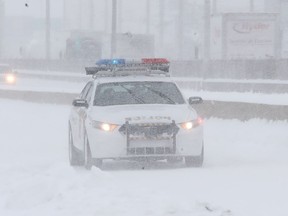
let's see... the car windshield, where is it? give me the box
[93,81,185,106]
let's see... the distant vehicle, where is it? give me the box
[0,64,17,84]
[66,37,102,61]
[68,58,204,170]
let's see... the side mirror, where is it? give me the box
[72,99,88,108]
[188,97,203,105]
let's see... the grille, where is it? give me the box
[119,121,178,155]
[119,122,179,140]
[127,147,173,155]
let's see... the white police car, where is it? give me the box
[68,58,204,169]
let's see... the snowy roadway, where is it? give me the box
[0,99,287,216]
[0,72,288,216]
[2,74,288,105]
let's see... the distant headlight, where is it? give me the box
[5,73,16,84]
[92,121,118,132]
[179,117,203,130]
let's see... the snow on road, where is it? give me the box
[0,77,86,93]
[2,71,288,105]
[0,99,287,216]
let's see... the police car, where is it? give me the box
[68,58,204,169]
[0,64,17,84]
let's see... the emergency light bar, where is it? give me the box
[85,58,170,76]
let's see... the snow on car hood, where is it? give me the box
[88,104,198,125]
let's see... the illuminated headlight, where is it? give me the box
[5,74,16,84]
[180,117,203,130]
[180,122,194,130]
[92,121,117,132]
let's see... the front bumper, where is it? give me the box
[86,121,203,159]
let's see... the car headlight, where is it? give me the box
[92,121,118,132]
[180,117,203,130]
[5,73,16,84]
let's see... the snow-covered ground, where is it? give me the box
[0,77,86,93]
[0,99,287,216]
[182,90,288,105]
[2,71,288,105]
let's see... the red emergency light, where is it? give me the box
[142,58,169,64]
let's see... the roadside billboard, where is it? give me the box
[211,13,280,59]
[225,13,278,59]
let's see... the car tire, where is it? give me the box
[185,146,204,167]
[69,126,84,166]
[84,135,93,170]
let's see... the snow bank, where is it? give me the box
[183,90,288,105]
[0,99,287,216]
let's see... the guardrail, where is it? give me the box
[0,89,77,105]
[176,80,288,94]
[1,89,287,121]
[2,58,288,80]
[15,71,288,94]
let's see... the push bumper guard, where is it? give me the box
[119,121,179,156]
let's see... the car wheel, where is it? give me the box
[185,146,204,167]
[84,135,93,170]
[69,126,84,166]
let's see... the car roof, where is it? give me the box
[92,75,175,84]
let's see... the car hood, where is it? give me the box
[88,104,198,125]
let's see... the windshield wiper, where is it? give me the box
[143,85,176,104]
[119,84,145,104]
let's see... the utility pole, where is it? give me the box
[204,0,210,60]
[111,0,117,58]
[118,0,122,33]
[46,0,51,61]
[159,0,164,49]
[105,0,109,33]
[202,0,211,80]
[146,0,150,34]
[178,0,184,59]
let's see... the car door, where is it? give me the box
[77,82,94,150]
[71,82,93,150]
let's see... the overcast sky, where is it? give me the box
[4,0,63,18]
[3,0,269,21]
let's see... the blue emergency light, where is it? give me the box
[85,58,170,76]
[96,59,126,65]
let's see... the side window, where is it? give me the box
[80,82,92,99]
[85,83,94,104]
